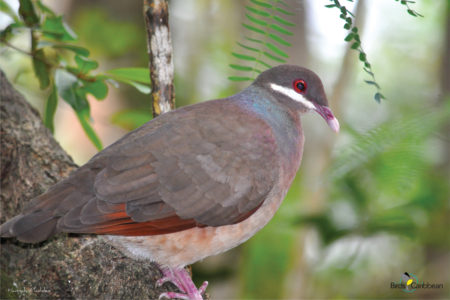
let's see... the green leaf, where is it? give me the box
[351,41,360,49]
[344,23,351,30]
[245,36,264,44]
[19,0,38,26]
[363,67,374,76]
[35,1,56,16]
[344,33,354,41]
[245,6,270,17]
[407,9,417,17]
[0,22,23,41]
[374,92,385,103]
[55,69,87,111]
[364,80,380,89]
[41,16,76,41]
[75,55,98,74]
[232,52,257,61]
[275,0,289,8]
[228,76,254,81]
[118,79,151,94]
[268,33,291,46]
[265,42,288,58]
[256,60,272,69]
[0,1,19,22]
[242,23,266,35]
[246,13,268,26]
[106,67,151,84]
[250,0,272,8]
[82,78,108,100]
[53,44,90,57]
[269,24,293,35]
[32,49,50,89]
[44,84,58,133]
[237,42,260,53]
[274,7,295,16]
[76,109,103,150]
[273,15,295,27]
[111,109,152,131]
[229,64,254,71]
[359,52,366,62]
[263,51,286,63]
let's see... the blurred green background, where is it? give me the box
[0,0,449,299]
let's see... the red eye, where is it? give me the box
[293,79,307,93]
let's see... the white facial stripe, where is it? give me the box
[269,83,315,110]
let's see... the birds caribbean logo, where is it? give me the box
[401,272,419,293]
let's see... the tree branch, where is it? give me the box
[143,0,175,117]
[0,70,177,299]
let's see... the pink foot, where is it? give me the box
[157,266,208,300]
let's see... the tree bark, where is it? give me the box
[144,0,175,117]
[0,70,177,299]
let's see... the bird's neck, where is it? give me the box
[234,86,305,181]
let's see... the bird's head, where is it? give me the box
[253,64,339,133]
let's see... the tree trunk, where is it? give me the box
[144,0,175,117]
[0,70,177,299]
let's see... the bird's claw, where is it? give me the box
[198,281,208,294]
[159,292,190,300]
[156,276,182,290]
[157,266,206,300]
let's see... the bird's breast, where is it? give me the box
[104,183,288,268]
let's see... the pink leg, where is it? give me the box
[157,266,208,300]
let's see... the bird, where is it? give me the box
[1,64,339,300]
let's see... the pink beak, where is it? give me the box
[313,104,340,133]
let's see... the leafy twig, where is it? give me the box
[325,0,385,103]
[1,0,151,149]
[394,0,423,17]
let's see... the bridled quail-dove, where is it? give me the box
[1,64,339,300]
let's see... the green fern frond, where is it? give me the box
[229,64,262,73]
[265,42,288,57]
[330,107,450,181]
[263,51,286,63]
[273,7,295,16]
[273,15,295,27]
[269,23,293,35]
[228,76,254,81]
[232,52,257,61]
[242,23,266,34]
[229,0,296,81]
[237,42,260,53]
[245,13,268,26]
[250,0,272,8]
[245,6,270,17]
[245,36,264,44]
[268,33,291,46]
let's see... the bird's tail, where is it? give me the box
[0,181,75,243]
[0,211,58,243]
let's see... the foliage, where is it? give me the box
[325,0,384,102]
[394,0,423,17]
[325,0,421,102]
[228,0,424,103]
[0,0,151,149]
[239,101,450,299]
[324,104,449,240]
[228,0,296,81]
